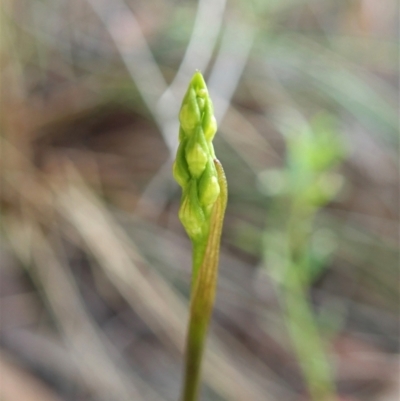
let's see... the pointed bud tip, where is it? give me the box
[186,143,208,177]
[191,71,207,91]
[200,175,220,207]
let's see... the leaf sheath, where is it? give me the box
[181,159,227,401]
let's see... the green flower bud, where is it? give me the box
[196,88,208,98]
[185,128,208,178]
[179,181,205,240]
[173,140,190,187]
[174,71,220,241]
[197,96,205,111]
[199,161,220,207]
[202,100,217,142]
[179,87,201,135]
[186,142,208,177]
[191,72,207,93]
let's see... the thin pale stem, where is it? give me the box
[181,160,227,401]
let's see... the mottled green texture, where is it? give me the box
[173,72,219,243]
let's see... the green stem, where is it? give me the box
[283,204,335,401]
[181,160,227,401]
[191,238,207,290]
[282,269,335,401]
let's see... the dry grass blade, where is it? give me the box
[158,0,227,103]
[57,166,277,401]
[3,139,290,400]
[208,22,254,123]
[86,0,168,107]
[0,350,63,401]
[4,214,159,401]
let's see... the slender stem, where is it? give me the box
[191,238,207,290]
[283,204,335,401]
[181,160,227,401]
[282,269,335,401]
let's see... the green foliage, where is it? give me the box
[260,112,345,209]
[261,113,346,401]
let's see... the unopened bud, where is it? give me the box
[199,165,220,207]
[185,128,208,178]
[179,182,205,239]
[179,87,201,135]
[173,71,221,241]
[202,99,217,142]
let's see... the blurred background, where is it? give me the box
[0,0,398,400]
